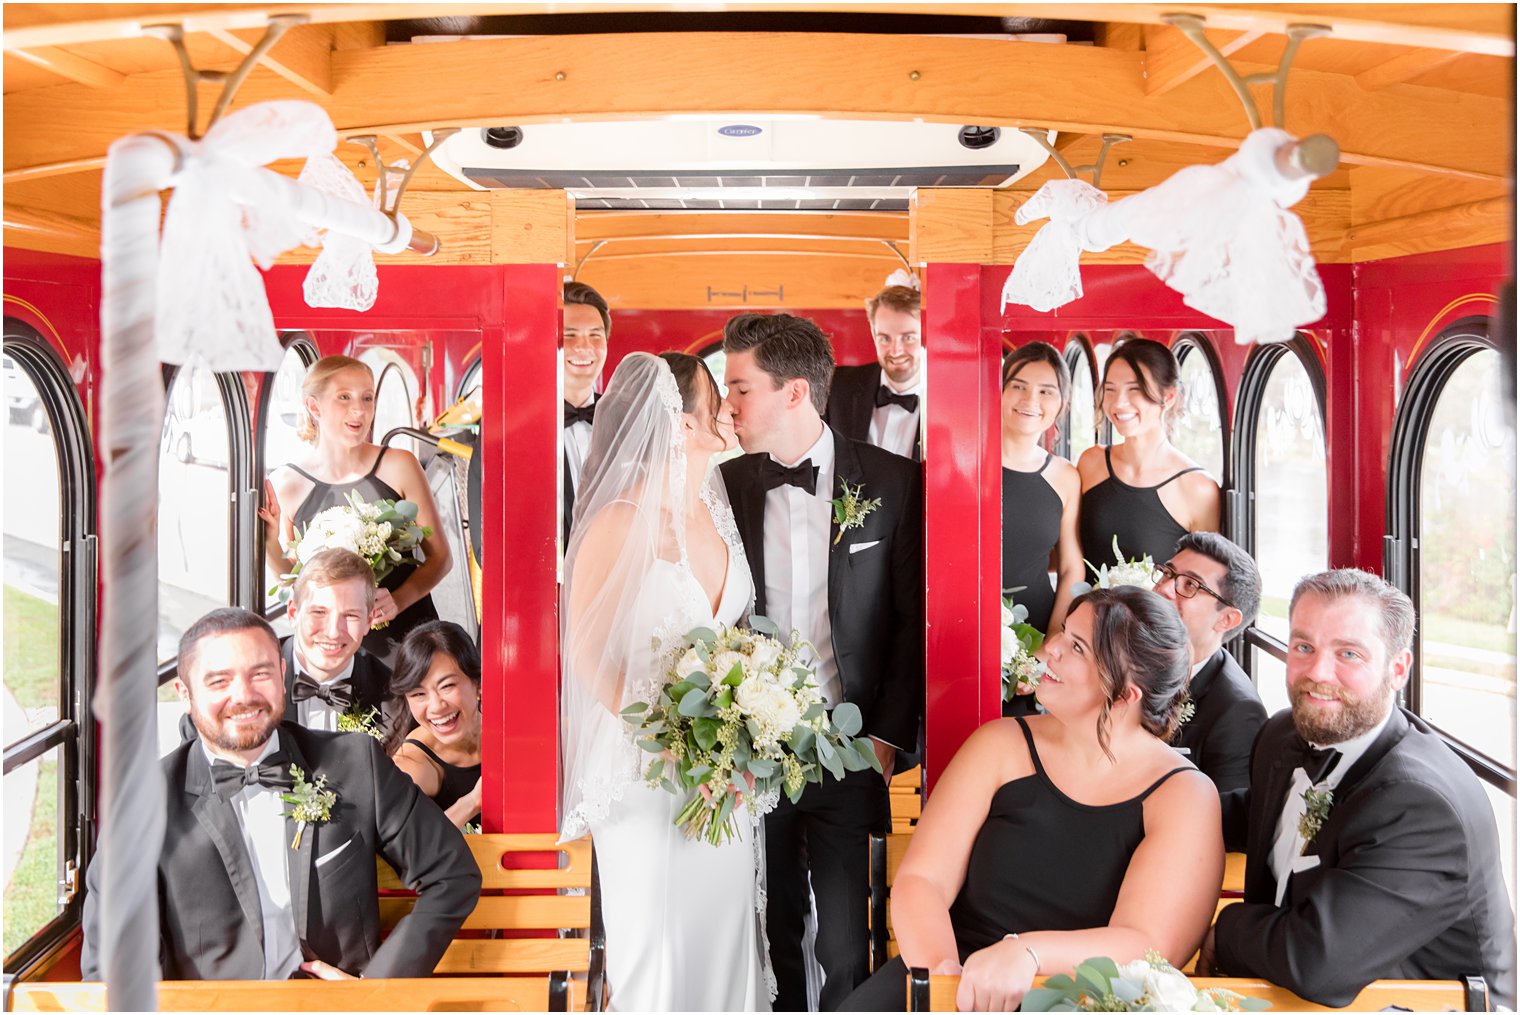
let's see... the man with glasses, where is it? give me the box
[825,282,923,461]
[1153,532,1266,793]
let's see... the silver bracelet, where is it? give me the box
[1024,944,1042,975]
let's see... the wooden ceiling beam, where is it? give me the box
[1142,25,1264,96]
[1354,47,1467,91]
[4,5,1512,56]
[4,33,1506,182]
[9,45,127,88]
[206,22,334,95]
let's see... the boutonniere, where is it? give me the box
[1298,784,1334,851]
[831,480,882,545]
[338,704,385,741]
[283,764,337,849]
[1176,692,1196,727]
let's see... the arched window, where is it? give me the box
[3,322,96,968]
[373,361,416,449]
[1234,336,1328,717]
[1172,335,1228,485]
[259,336,318,614]
[700,342,729,398]
[458,356,483,409]
[1059,336,1098,462]
[1386,321,1515,888]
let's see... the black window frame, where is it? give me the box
[2,321,98,975]
[154,361,254,689]
[1057,334,1099,461]
[1171,332,1233,493]
[372,360,416,445]
[256,335,319,621]
[1385,317,1516,793]
[1231,334,1328,673]
[457,355,483,405]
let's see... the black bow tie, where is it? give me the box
[211,755,294,801]
[875,386,920,413]
[760,459,819,495]
[292,674,353,710]
[1294,737,1343,784]
[564,402,596,428]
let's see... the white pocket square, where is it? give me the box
[315,837,354,869]
[1290,853,1321,875]
[848,540,881,554]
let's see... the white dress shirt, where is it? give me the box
[201,732,302,979]
[867,373,925,460]
[762,426,842,707]
[1267,708,1393,904]
[563,392,596,495]
[292,653,356,733]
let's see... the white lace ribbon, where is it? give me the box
[299,153,380,312]
[155,100,336,371]
[1001,128,1327,343]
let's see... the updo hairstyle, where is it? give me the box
[1069,585,1191,758]
[297,355,373,445]
[1100,337,1182,438]
[659,351,724,440]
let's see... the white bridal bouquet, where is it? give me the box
[1022,952,1271,1012]
[1001,596,1046,702]
[272,489,432,603]
[621,617,880,845]
[1075,535,1158,596]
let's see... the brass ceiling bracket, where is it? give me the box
[345,129,461,215]
[1160,13,1330,131]
[1019,129,1131,187]
[143,14,308,140]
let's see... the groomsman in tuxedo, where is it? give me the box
[84,608,478,980]
[824,283,924,461]
[1154,532,1266,793]
[1200,569,1514,1008]
[180,549,393,743]
[561,281,610,545]
[720,312,925,1011]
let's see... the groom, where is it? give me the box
[720,312,924,1011]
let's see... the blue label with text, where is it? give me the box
[718,124,763,138]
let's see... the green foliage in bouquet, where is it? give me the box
[270,489,433,600]
[1022,952,1270,1012]
[1001,595,1046,702]
[621,615,881,846]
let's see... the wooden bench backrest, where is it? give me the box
[378,833,595,978]
[908,972,1475,1012]
[9,977,553,1012]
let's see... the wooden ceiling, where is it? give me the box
[3,3,1513,309]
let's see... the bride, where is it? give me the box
[559,351,770,1012]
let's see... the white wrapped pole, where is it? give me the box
[92,103,436,1010]
[97,132,177,1013]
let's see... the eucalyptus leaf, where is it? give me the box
[639,739,666,753]
[854,738,882,772]
[687,626,717,647]
[678,687,711,717]
[693,717,720,751]
[715,687,734,709]
[724,662,745,686]
[830,701,863,737]
[1018,988,1066,1012]
[620,701,650,716]
[790,726,816,755]
[747,758,777,777]
[803,703,825,722]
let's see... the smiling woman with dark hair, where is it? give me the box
[841,586,1223,1012]
[387,621,483,829]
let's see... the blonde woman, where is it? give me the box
[263,354,451,666]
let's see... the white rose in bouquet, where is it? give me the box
[734,675,767,714]
[1000,623,1018,669]
[747,638,783,674]
[712,650,747,682]
[675,646,705,679]
[1117,959,1202,1011]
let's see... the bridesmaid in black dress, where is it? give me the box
[1000,343,1083,716]
[387,621,483,829]
[263,354,451,668]
[840,587,1222,1011]
[1078,338,1220,567]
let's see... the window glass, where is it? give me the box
[3,354,62,743]
[1416,349,1515,765]
[1252,351,1327,717]
[263,346,312,611]
[1174,342,1226,484]
[1484,779,1517,911]
[3,744,63,957]
[1252,647,1288,719]
[1066,345,1096,462]
[159,364,231,663]
[459,358,483,408]
[702,346,729,398]
[373,363,415,451]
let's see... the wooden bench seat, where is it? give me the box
[9,977,556,1012]
[905,969,1490,1012]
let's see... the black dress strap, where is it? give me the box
[1135,765,1195,800]
[404,737,449,773]
[366,446,389,478]
[1013,716,1045,775]
[1037,452,1053,476]
[1156,466,1204,488]
[283,463,320,483]
[1103,445,1114,476]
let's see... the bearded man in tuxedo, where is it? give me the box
[85,608,479,980]
[824,283,924,461]
[1200,569,1514,1008]
[721,312,924,1010]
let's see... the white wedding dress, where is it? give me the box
[576,496,768,1012]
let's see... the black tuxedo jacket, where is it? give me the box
[825,362,921,461]
[563,394,597,547]
[1214,708,1515,1008]
[1171,647,1266,793]
[720,428,925,748]
[83,722,480,980]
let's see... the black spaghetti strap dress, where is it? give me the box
[1080,446,1204,567]
[405,738,481,824]
[288,447,439,667]
[840,717,1193,1011]
[1002,454,1062,717]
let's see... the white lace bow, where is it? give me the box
[155,100,336,371]
[1003,128,1327,344]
